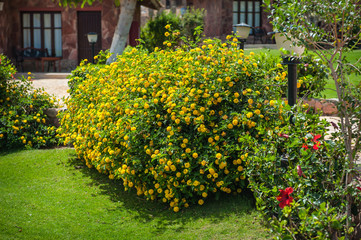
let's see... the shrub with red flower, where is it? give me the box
[302,134,322,150]
[277,187,294,208]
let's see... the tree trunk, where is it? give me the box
[107,0,137,64]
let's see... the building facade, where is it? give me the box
[143,0,273,42]
[0,0,160,71]
[189,0,272,41]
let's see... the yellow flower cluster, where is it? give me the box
[0,62,59,150]
[59,36,286,211]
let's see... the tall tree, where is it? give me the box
[58,0,137,63]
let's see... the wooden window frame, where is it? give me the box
[233,0,262,28]
[21,11,62,57]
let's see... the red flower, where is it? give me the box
[313,134,321,141]
[277,187,294,208]
[312,141,321,150]
[302,134,322,150]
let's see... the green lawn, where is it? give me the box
[0,148,270,240]
[245,48,361,99]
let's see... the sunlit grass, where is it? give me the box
[0,148,270,240]
[245,48,361,99]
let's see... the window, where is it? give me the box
[233,0,261,28]
[21,12,62,57]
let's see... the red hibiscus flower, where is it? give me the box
[277,187,294,208]
[302,134,322,150]
[312,141,321,150]
[313,134,321,141]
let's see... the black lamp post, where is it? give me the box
[87,32,98,64]
[233,23,251,50]
[275,32,305,106]
[282,56,301,106]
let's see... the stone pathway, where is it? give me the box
[17,72,70,106]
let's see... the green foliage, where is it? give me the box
[0,54,59,150]
[254,51,328,99]
[262,1,361,237]
[58,34,291,211]
[140,11,181,52]
[244,109,355,238]
[180,7,206,43]
[297,53,328,98]
[58,0,98,8]
[140,8,205,52]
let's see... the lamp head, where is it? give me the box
[87,32,98,44]
[233,23,251,39]
[275,32,305,57]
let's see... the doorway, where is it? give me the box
[77,11,102,63]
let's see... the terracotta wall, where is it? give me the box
[0,2,11,55]
[0,0,124,71]
[191,0,232,39]
[192,0,272,40]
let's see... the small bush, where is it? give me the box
[244,110,356,238]
[297,53,328,98]
[140,11,181,52]
[140,8,205,52]
[180,7,205,43]
[252,51,328,99]
[0,54,59,150]
[58,34,289,211]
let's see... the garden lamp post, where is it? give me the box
[275,32,305,106]
[233,23,251,50]
[87,32,98,64]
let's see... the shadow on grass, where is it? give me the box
[66,154,259,234]
[0,148,24,156]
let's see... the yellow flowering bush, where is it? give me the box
[0,54,59,150]
[58,36,289,211]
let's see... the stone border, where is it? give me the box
[44,107,67,127]
[302,98,338,116]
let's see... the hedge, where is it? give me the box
[58,36,294,211]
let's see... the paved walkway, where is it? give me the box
[17,72,70,106]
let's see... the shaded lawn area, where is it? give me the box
[0,148,270,240]
[245,48,361,99]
